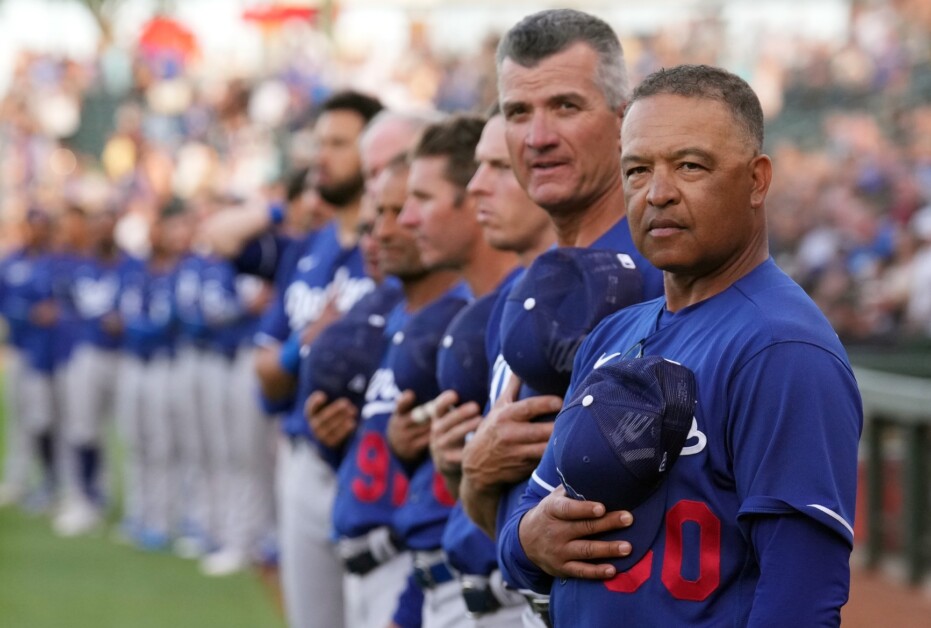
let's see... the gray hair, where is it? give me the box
[629,64,765,152]
[496,9,629,110]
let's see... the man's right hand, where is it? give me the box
[519,485,633,580]
[461,374,561,493]
[306,391,358,449]
[428,389,482,498]
[459,374,562,537]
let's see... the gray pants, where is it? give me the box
[64,344,118,447]
[172,344,210,539]
[2,349,29,493]
[115,354,177,535]
[277,440,345,628]
[222,347,275,555]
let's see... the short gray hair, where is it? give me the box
[496,9,629,110]
[629,64,765,152]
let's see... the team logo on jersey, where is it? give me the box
[680,417,707,456]
[284,267,374,331]
[73,275,120,317]
[361,367,400,420]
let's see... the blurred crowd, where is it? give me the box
[1,2,930,344]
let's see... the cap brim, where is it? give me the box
[596,480,669,572]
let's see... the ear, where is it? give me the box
[749,154,772,210]
[615,102,626,153]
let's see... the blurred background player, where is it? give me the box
[55,200,131,537]
[114,198,185,550]
[0,208,61,512]
[198,207,276,577]
[170,200,215,557]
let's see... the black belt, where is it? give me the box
[344,549,382,576]
[461,579,501,616]
[340,529,405,576]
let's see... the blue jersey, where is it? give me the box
[297,279,405,468]
[62,251,130,351]
[234,273,269,345]
[499,259,862,626]
[333,285,468,541]
[332,301,412,540]
[173,253,209,346]
[255,222,374,427]
[441,268,523,575]
[390,284,471,551]
[47,252,80,368]
[495,217,666,580]
[0,249,56,372]
[200,255,252,359]
[118,257,176,361]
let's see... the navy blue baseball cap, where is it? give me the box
[304,282,403,408]
[500,247,644,396]
[436,293,496,408]
[551,356,696,571]
[390,294,470,405]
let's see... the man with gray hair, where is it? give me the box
[459,8,664,627]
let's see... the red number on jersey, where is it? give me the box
[662,500,721,601]
[603,499,721,601]
[352,431,389,503]
[432,470,457,507]
[392,470,409,507]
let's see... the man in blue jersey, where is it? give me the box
[0,209,60,510]
[499,64,862,627]
[457,10,664,625]
[115,202,184,550]
[56,204,130,537]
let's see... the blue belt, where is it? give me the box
[412,552,454,590]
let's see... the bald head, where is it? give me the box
[360,111,437,190]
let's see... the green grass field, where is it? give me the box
[0,365,286,628]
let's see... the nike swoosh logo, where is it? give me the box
[594,352,621,369]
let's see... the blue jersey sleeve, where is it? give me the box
[496,478,554,594]
[233,232,296,280]
[254,283,291,347]
[730,342,861,545]
[746,514,850,626]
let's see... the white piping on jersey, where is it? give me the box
[594,352,621,369]
[807,504,854,537]
[361,401,398,420]
[531,470,557,493]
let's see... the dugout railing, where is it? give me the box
[856,366,931,585]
